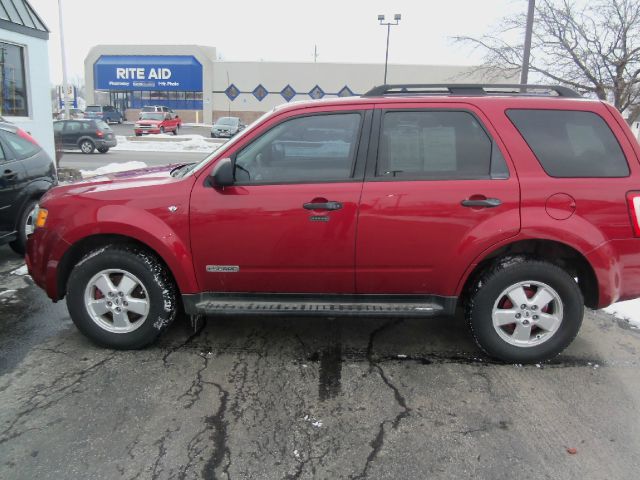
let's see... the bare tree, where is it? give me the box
[455,0,640,122]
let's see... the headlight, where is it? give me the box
[34,207,48,228]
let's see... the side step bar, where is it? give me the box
[182,294,457,318]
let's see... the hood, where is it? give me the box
[137,119,162,125]
[43,164,185,202]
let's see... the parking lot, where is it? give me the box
[1,244,639,479]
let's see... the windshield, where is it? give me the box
[86,106,102,112]
[216,117,238,126]
[140,112,164,121]
[141,106,156,112]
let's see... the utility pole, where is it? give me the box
[378,14,401,85]
[58,0,71,119]
[520,0,535,85]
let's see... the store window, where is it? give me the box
[0,42,28,117]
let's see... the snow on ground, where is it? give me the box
[603,300,640,328]
[80,161,148,178]
[112,135,221,153]
[10,265,28,276]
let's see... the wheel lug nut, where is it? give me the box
[107,301,112,307]
[532,315,538,320]
[515,313,521,319]
[115,307,121,312]
[531,305,537,310]
[522,319,530,325]
[118,292,124,297]
[123,301,128,306]
[521,304,526,309]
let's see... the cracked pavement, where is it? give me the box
[1,245,640,479]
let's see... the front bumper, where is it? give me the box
[212,129,235,137]
[135,128,162,135]
[26,227,71,300]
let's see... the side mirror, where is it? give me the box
[209,157,234,187]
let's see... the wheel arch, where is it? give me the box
[55,233,195,301]
[459,239,599,309]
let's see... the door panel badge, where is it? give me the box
[206,265,240,273]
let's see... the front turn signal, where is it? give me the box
[34,208,48,228]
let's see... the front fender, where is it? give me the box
[58,204,199,294]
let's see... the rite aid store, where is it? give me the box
[86,44,512,124]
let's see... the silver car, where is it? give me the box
[211,116,246,138]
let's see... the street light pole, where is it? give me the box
[58,0,71,119]
[378,14,401,85]
[520,0,535,85]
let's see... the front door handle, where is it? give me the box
[461,198,502,208]
[303,201,343,211]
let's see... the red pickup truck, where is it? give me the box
[26,83,640,363]
[134,112,181,136]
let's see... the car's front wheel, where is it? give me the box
[80,139,95,154]
[66,246,177,349]
[466,257,584,363]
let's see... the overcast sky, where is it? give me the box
[29,0,522,86]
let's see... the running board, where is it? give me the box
[182,293,457,318]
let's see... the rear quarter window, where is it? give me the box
[506,109,629,178]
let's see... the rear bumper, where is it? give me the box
[587,238,640,308]
[96,138,117,148]
[26,228,71,300]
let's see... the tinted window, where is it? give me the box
[507,109,629,177]
[65,121,82,133]
[377,111,493,179]
[103,106,114,112]
[85,106,102,112]
[235,113,361,184]
[3,131,40,159]
[53,122,64,133]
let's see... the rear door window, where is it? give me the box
[506,109,629,177]
[376,110,505,180]
[1,131,40,159]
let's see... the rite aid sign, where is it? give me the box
[94,55,203,91]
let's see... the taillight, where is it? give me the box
[17,128,39,146]
[96,130,104,138]
[627,191,640,236]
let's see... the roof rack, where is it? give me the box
[362,84,581,98]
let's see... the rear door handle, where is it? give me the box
[2,170,17,180]
[461,198,502,208]
[303,201,343,211]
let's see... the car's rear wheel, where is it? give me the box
[97,147,109,153]
[466,257,584,363]
[9,199,37,255]
[66,246,177,349]
[80,139,95,154]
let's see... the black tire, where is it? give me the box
[160,126,165,134]
[9,199,37,255]
[135,133,142,137]
[211,132,217,138]
[80,139,95,154]
[97,147,109,153]
[173,125,179,135]
[66,246,177,349]
[466,257,584,363]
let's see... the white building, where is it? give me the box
[85,44,517,124]
[0,0,54,159]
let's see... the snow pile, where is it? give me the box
[80,161,148,178]
[112,135,220,153]
[603,300,640,328]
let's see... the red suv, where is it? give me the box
[26,84,640,363]
[134,112,181,136]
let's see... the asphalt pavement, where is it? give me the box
[1,243,639,479]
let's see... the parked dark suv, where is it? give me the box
[84,105,123,124]
[26,84,640,363]
[54,119,117,154]
[0,121,56,254]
